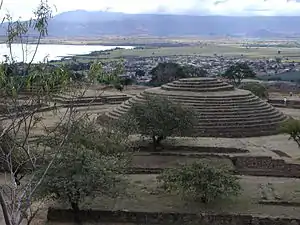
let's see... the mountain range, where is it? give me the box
[6,10,300,38]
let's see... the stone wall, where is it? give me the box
[268,99,300,108]
[233,156,300,178]
[47,208,300,225]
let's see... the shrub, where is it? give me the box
[239,82,268,99]
[281,118,300,148]
[158,162,241,204]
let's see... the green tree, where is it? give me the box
[119,95,195,150]
[239,82,269,99]
[158,162,241,204]
[182,65,208,77]
[281,118,300,148]
[36,116,131,224]
[222,62,256,86]
[96,60,124,91]
[120,77,135,88]
[149,62,187,86]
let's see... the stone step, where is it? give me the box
[193,116,286,127]
[121,100,275,114]
[132,94,264,104]
[107,110,124,118]
[105,111,119,120]
[126,98,274,112]
[137,93,262,105]
[166,82,232,89]
[196,111,282,119]
[105,114,286,138]
[172,79,226,85]
[132,96,269,108]
[143,90,255,100]
[193,118,286,129]
[177,78,222,83]
[125,96,261,107]
[118,103,283,119]
[110,106,285,125]
[105,114,284,138]
[192,128,280,138]
[120,102,278,116]
[161,84,234,92]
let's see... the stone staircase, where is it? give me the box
[106,78,288,138]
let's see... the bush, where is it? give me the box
[158,162,241,204]
[239,82,268,99]
[281,118,300,148]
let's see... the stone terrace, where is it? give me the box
[107,78,288,138]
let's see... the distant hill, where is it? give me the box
[4,11,300,38]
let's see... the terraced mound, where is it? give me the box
[107,78,288,138]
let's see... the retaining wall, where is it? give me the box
[47,208,300,224]
[233,156,300,178]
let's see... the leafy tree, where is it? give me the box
[222,62,256,86]
[182,65,208,77]
[149,62,187,86]
[95,60,125,91]
[158,162,241,204]
[36,116,131,223]
[119,95,195,150]
[281,118,300,148]
[120,77,135,87]
[239,82,269,99]
[135,69,145,77]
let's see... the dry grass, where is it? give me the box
[75,175,300,218]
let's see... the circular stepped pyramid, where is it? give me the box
[106,78,288,138]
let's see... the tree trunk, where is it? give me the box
[152,135,164,151]
[156,136,164,145]
[0,187,12,225]
[71,202,81,225]
[152,135,157,151]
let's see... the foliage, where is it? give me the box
[149,62,188,86]
[149,63,209,86]
[158,162,241,204]
[0,2,124,225]
[36,116,131,216]
[182,65,208,77]
[120,77,135,87]
[222,62,256,86]
[239,82,269,99]
[135,69,145,77]
[281,118,300,148]
[95,60,125,91]
[119,95,195,150]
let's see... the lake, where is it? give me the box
[0,44,134,63]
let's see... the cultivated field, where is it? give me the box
[60,38,300,63]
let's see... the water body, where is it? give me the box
[0,44,134,63]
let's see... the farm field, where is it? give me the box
[71,43,300,62]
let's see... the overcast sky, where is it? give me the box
[2,0,300,19]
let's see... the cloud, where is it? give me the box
[2,0,300,19]
[90,0,300,16]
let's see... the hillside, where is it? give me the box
[4,11,300,38]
